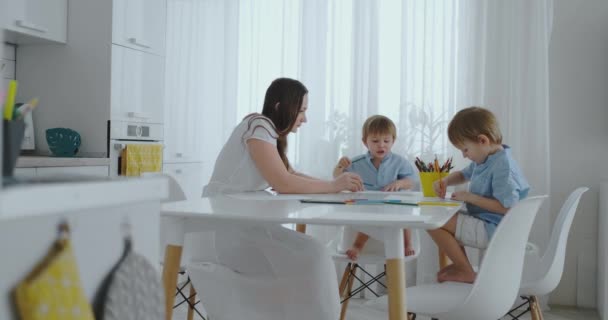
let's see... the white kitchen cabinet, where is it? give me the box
[16,0,166,157]
[36,166,110,177]
[163,104,204,163]
[112,0,166,56]
[14,168,36,178]
[163,163,211,200]
[5,0,67,44]
[111,45,164,124]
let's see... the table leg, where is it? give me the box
[384,227,407,320]
[296,224,307,234]
[162,244,183,320]
[187,282,197,320]
[438,249,451,269]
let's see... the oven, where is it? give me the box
[108,120,164,176]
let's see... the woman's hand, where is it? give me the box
[333,172,363,192]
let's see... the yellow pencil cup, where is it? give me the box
[419,172,449,197]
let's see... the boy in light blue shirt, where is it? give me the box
[333,115,417,260]
[431,107,530,283]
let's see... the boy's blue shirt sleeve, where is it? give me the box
[344,155,366,173]
[396,157,416,180]
[491,165,521,208]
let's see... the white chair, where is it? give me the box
[366,196,547,320]
[506,187,588,320]
[332,227,420,320]
[152,173,207,320]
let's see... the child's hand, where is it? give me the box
[333,173,364,192]
[346,247,361,261]
[336,157,352,171]
[450,191,470,202]
[382,181,402,192]
[433,179,447,198]
[405,246,415,257]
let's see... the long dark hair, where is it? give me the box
[247,78,308,169]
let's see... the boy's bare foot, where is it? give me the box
[404,246,415,256]
[436,263,457,278]
[437,267,476,283]
[346,247,361,261]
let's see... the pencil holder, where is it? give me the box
[419,172,449,197]
[3,119,25,177]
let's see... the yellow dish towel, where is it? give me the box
[121,144,163,176]
[15,238,95,320]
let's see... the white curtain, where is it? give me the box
[166,0,553,285]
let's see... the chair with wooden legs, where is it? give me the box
[156,173,206,320]
[505,187,588,320]
[332,227,420,320]
[367,196,547,320]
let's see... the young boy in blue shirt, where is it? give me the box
[333,115,417,260]
[431,107,530,283]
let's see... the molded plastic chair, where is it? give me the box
[367,196,547,320]
[506,187,588,320]
[152,173,206,319]
[332,227,420,320]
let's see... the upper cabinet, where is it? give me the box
[112,0,166,56]
[5,0,68,44]
[111,45,164,124]
[15,0,167,156]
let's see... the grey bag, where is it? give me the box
[94,237,165,320]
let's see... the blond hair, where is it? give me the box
[362,115,397,141]
[447,107,502,147]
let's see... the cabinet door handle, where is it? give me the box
[127,112,151,119]
[15,20,48,33]
[175,153,183,158]
[128,37,151,49]
[175,169,183,174]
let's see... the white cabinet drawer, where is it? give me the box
[36,166,109,177]
[14,168,37,178]
[5,0,67,44]
[111,45,164,124]
[163,163,211,200]
[112,0,166,56]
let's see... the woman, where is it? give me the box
[203,78,363,195]
[194,78,362,320]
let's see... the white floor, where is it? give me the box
[171,296,599,320]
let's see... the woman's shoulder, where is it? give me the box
[240,113,279,141]
[242,113,277,131]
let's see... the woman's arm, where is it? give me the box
[248,139,362,193]
[289,168,321,181]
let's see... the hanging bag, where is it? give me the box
[14,222,95,320]
[95,220,165,320]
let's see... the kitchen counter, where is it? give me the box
[0,177,168,320]
[16,155,110,168]
[0,176,168,218]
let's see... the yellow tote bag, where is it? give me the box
[14,224,94,320]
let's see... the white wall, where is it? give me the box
[549,0,608,307]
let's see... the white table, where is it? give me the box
[161,192,460,320]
